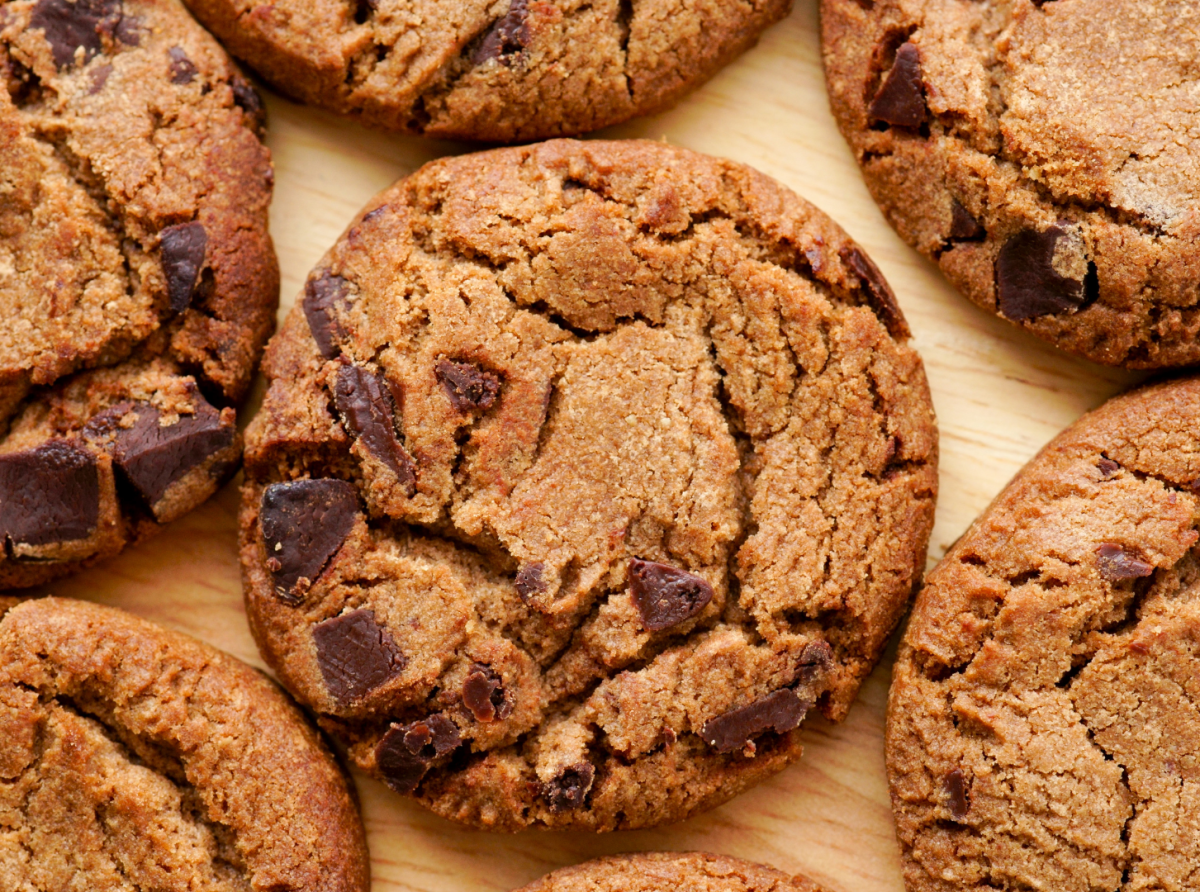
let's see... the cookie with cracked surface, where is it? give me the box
[0,596,369,891]
[513,852,827,892]
[888,375,1200,892]
[0,0,278,588]
[821,0,1200,368]
[178,0,790,142]
[239,138,938,830]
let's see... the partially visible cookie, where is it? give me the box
[179,0,790,142]
[515,853,826,892]
[888,376,1200,892]
[0,0,278,588]
[821,0,1200,367]
[0,596,369,891]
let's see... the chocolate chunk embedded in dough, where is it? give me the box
[333,364,417,492]
[160,222,207,313]
[313,609,407,705]
[304,272,350,359]
[1096,543,1154,582]
[868,42,927,128]
[30,0,120,69]
[628,559,714,631]
[462,664,512,722]
[995,226,1086,321]
[260,479,359,602]
[700,689,810,754]
[541,762,595,812]
[376,714,462,793]
[434,359,502,412]
[0,440,99,546]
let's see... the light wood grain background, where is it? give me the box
[27,1,1148,890]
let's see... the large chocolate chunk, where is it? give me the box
[167,46,197,84]
[303,271,350,359]
[435,359,502,413]
[869,42,927,128]
[313,609,407,706]
[995,226,1085,321]
[30,0,120,69]
[376,714,461,794]
[334,365,417,493]
[700,689,809,754]
[0,440,99,546]
[949,200,985,241]
[462,664,512,722]
[943,768,971,821]
[259,479,359,603]
[541,761,595,812]
[1095,543,1153,582]
[472,0,531,66]
[515,562,547,602]
[160,222,207,313]
[839,245,910,339]
[628,558,713,631]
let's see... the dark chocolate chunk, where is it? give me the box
[949,199,985,241]
[1096,543,1154,582]
[995,226,1086,321]
[944,768,971,821]
[793,639,834,688]
[839,245,911,339]
[313,609,407,705]
[259,479,360,603]
[628,558,714,631]
[29,0,119,69]
[167,46,197,84]
[868,42,927,128]
[376,714,461,794]
[541,761,595,812]
[303,271,350,359]
[0,439,99,546]
[700,689,809,754]
[462,664,512,722]
[334,365,417,493]
[472,0,531,66]
[435,359,502,413]
[160,222,207,313]
[1097,457,1120,477]
[229,74,266,133]
[515,562,547,602]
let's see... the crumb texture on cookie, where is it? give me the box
[889,376,1200,892]
[822,0,1200,367]
[241,139,937,830]
[514,852,826,892]
[0,597,369,892]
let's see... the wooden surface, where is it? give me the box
[29,2,1149,890]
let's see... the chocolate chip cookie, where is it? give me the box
[821,0,1200,368]
[0,596,369,891]
[0,0,278,588]
[888,376,1200,892]
[239,138,938,830]
[514,853,826,892]
[178,0,790,142]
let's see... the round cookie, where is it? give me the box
[888,376,1200,892]
[821,0,1200,368]
[240,139,938,830]
[513,853,826,892]
[178,0,790,142]
[0,0,277,589]
[0,596,369,891]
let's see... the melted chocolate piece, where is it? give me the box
[944,768,971,821]
[700,689,809,754]
[313,609,407,706]
[472,0,531,66]
[869,42,927,128]
[462,664,512,722]
[1096,543,1154,582]
[0,440,99,546]
[303,271,350,359]
[334,365,417,493]
[515,562,547,602]
[376,714,461,794]
[628,558,713,631]
[541,761,595,812]
[30,0,120,69]
[435,359,502,412]
[167,46,197,84]
[995,226,1085,321]
[160,222,207,313]
[259,479,359,603]
[839,245,911,339]
[1097,457,1120,477]
[949,199,985,241]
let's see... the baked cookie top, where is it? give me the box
[179,0,790,141]
[888,376,1200,892]
[0,0,277,588]
[0,596,369,892]
[514,853,825,892]
[240,139,937,830]
[821,0,1200,368]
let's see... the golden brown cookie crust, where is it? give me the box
[888,376,1200,892]
[0,597,369,892]
[515,853,827,892]
[240,138,938,831]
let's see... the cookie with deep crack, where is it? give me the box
[0,596,369,891]
[888,376,1200,892]
[178,0,790,142]
[0,0,278,589]
[239,138,938,830]
[514,853,826,892]
[821,0,1200,368]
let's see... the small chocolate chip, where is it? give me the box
[0,440,99,547]
[30,0,119,69]
[260,479,360,603]
[628,558,713,631]
[1096,543,1154,582]
[793,639,834,688]
[334,365,417,494]
[944,768,971,821]
[700,689,809,754]
[229,73,266,133]
[160,222,207,313]
[303,271,350,359]
[472,0,531,66]
[434,359,502,413]
[167,46,197,84]
[515,563,546,602]
[1097,457,1120,478]
[868,42,927,128]
[839,245,911,339]
[376,714,461,794]
[313,609,407,705]
[462,664,512,722]
[995,226,1085,321]
[949,199,985,241]
[541,761,595,812]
